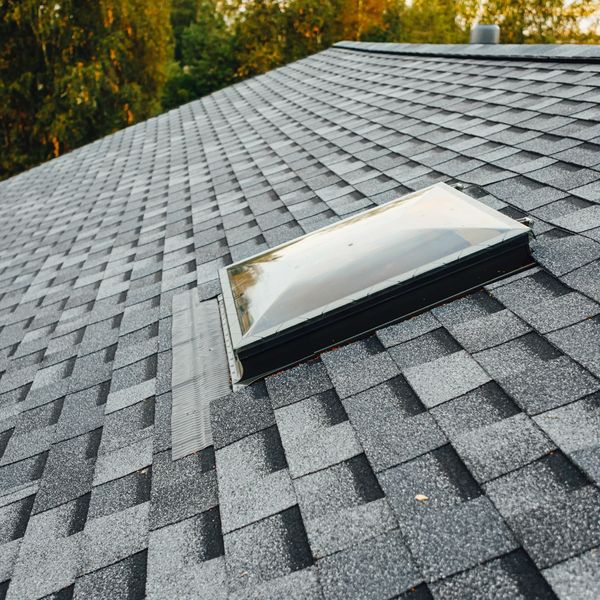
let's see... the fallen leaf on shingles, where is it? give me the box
[415,494,429,502]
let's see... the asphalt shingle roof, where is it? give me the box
[1,41,600,598]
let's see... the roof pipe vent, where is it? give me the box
[470,24,500,44]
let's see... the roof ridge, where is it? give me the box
[334,40,600,64]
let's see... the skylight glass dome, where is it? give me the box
[220,182,533,382]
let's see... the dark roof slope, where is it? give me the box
[1,42,600,599]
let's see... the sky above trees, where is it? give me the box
[1,0,599,180]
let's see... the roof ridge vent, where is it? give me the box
[470,24,500,44]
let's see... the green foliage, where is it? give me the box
[171,0,198,60]
[481,0,600,44]
[398,0,470,43]
[0,0,172,180]
[2,0,600,179]
[360,2,404,42]
[163,0,236,110]
[233,0,285,78]
[283,0,344,63]
[361,0,479,43]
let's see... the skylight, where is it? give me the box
[220,182,533,382]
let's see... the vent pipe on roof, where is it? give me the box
[470,24,500,44]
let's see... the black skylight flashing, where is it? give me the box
[220,183,533,383]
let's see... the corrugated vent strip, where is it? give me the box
[171,291,231,459]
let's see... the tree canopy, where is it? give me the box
[1,0,599,180]
[0,0,172,179]
[481,0,599,44]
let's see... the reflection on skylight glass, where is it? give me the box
[226,183,528,338]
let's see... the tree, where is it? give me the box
[480,0,600,44]
[360,1,405,42]
[233,0,285,78]
[398,0,470,43]
[162,0,236,110]
[171,0,198,60]
[283,0,344,63]
[340,0,389,40]
[0,0,172,180]
[3,0,600,181]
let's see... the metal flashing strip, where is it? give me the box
[171,290,232,459]
[218,295,245,391]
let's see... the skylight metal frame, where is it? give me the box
[219,183,534,383]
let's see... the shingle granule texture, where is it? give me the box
[1,40,600,597]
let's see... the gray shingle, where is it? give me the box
[488,269,567,310]
[572,179,600,201]
[228,567,322,600]
[534,235,600,276]
[88,468,151,520]
[105,378,155,414]
[344,380,446,472]
[548,317,600,377]
[452,413,555,482]
[82,501,149,574]
[98,397,154,454]
[379,445,481,524]
[7,496,87,599]
[484,451,587,518]
[553,142,600,168]
[497,356,599,415]
[507,486,600,569]
[223,507,313,593]
[404,351,492,408]
[543,548,600,600]
[514,291,600,333]
[534,394,600,482]
[93,437,153,486]
[474,333,560,379]
[153,392,171,453]
[146,509,225,600]
[74,550,148,600]
[317,530,421,600]
[322,339,399,399]
[376,312,440,347]
[551,205,600,232]
[430,550,556,600]
[403,496,517,581]
[388,328,460,370]
[55,384,107,442]
[431,382,521,437]
[431,292,502,327]
[149,449,217,530]
[485,177,567,211]
[0,539,20,585]
[294,455,395,558]
[2,41,600,599]
[216,427,295,533]
[265,360,332,409]
[447,309,531,353]
[275,391,361,478]
[0,426,54,465]
[211,383,274,450]
[528,162,600,192]
[33,431,97,514]
[563,260,600,301]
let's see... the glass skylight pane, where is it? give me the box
[225,183,528,337]
[220,182,533,382]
